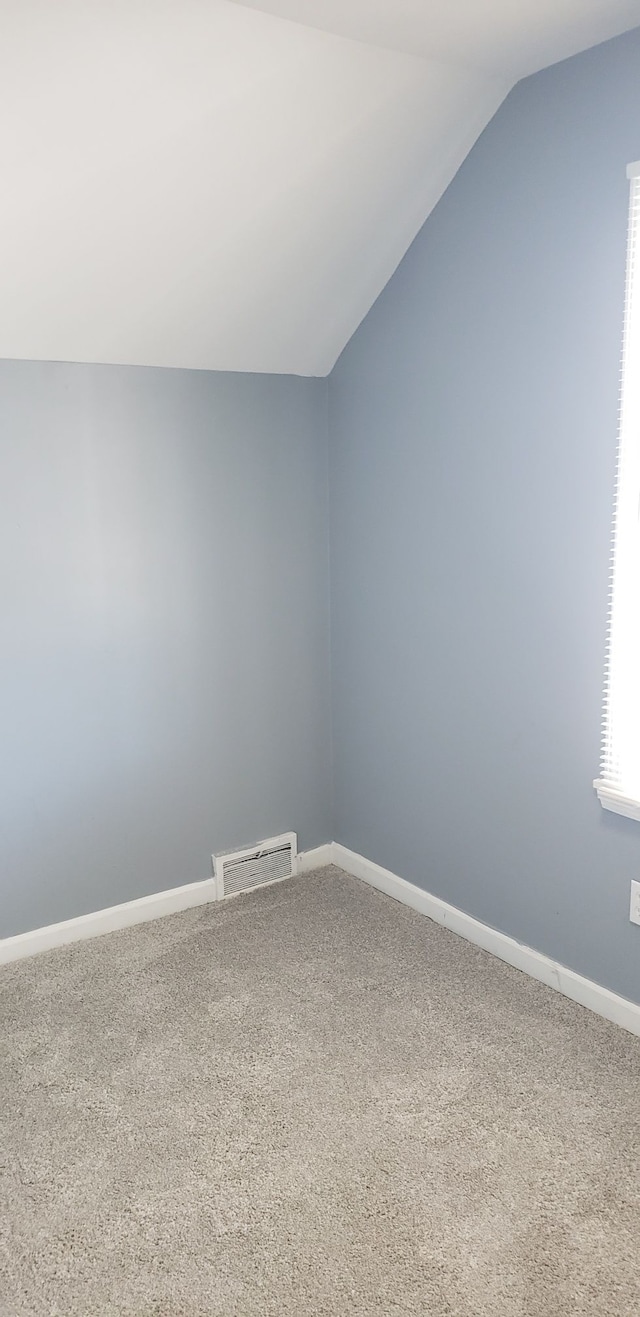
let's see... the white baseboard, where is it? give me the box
[0,845,333,966]
[297,843,334,873]
[0,878,218,966]
[330,842,640,1041]
[4,841,638,1043]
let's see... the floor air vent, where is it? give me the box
[214,832,298,900]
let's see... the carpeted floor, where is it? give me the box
[1,866,639,1316]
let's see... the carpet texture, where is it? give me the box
[1,866,639,1316]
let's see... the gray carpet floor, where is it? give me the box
[1,866,640,1317]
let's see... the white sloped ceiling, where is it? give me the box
[1,0,639,376]
[233,0,640,78]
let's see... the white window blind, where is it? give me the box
[595,162,640,821]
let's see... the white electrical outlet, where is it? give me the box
[630,881,640,926]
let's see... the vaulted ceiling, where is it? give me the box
[234,0,640,79]
[2,1,640,376]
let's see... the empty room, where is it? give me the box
[2,2,640,1313]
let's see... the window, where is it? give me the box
[595,162,640,820]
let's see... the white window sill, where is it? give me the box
[594,780,640,822]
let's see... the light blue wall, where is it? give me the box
[328,28,640,1004]
[0,361,331,936]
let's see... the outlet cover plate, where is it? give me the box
[630,880,640,926]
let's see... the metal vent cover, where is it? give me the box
[213,831,297,900]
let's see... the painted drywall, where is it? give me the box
[328,26,640,1005]
[0,361,331,937]
[0,2,507,377]
[235,0,640,79]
